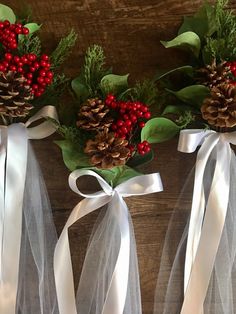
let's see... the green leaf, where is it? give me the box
[55,140,91,171]
[0,4,16,23]
[127,150,154,168]
[155,65,194,81]
[94,165,141,187]
[100,74,129,95]
[71,76,89,102]
[167,85,210,108]
[162,105,184,115]
[141,117,180,143]
[161,31,201,57]
[162,104,196,116]
[178,3,217,39]
[19,23,41,42]
[24,23,41,33]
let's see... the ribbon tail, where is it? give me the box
[0,127,7,282]
[0,124,28,314]
[102,193,130,314]
[181,140,231,313]
[184,134,220,292]
[54,196,110,314]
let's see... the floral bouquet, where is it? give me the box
[54,45,163,314]
[152,1,236,313]
[0,4,77,314]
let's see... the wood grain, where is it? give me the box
[4,0,235,312]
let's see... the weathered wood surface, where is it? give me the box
[6,0,236,312]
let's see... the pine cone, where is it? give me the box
[0,71,33,118]
[76,98,113,131]
[197,59,231,88]
[84,130,130,169]
[201,84,236,128]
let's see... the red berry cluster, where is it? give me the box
[226,61,236,86]
[0,20,29,50]
[105,94,151,155]
[137,141,151,155]
[0,52,53,97]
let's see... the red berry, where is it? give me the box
[32,84,39,90]
[144,112,151,119]
[125,120,132,127]
[9,65,16,71]
[15,27,22,34]
[117,120,124,127]
[46,71,53,78]
[44,77,51,84]
[37,77,44,84]
[13,56,20,63]
[0,65,4,71]
[30,67,36,72]
[40,60,47,67]
[39,70,46,77]
[3,20,10,27]
[4,53,12,60]
[41,54,49,61]
[27,73,33,79]
[139,121,145,128]
[22,27,29,35]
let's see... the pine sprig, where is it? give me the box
[50,29,77,69]
[84,44,106,95]
[18,34,41,56]
[130,79,159,106]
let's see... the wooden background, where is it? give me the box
[5,0,236,313]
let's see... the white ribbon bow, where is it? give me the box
[0,106,58,314]
[54,169,163,314]
[178,129,236,314]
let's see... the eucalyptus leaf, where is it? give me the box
[178,3,216,39]
[162,105,184,115]
[161,31,201,58]
[100,74,129,95]
[162,104,196,116]
[24,23,41,34]
[55,140,90,171]
[166,85,210,108]
[141,117,180,143]
[155,65,194,81]
[94,165,141,187]
[0,4,16,23]
[71,76,89,101]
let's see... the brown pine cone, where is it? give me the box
[201,84,236,128]
[197,59,231,88]
[0,71,33,118]
[76,98,113,131]
[84,130,130,169]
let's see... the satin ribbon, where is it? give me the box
[178,129,236,314]
[54,169,163,314]
[0,106,58,314]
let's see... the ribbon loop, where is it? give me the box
[54,170,163,314]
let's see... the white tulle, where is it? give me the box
[75,203,142,314]
[154,147,236,313]
[16,144,59,314]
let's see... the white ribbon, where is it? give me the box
[0,106,58,314]
[178,129,236,314]
[54,169,163,314]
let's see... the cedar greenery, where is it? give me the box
[18,34,42,56]
[50,29,77,69]
[204,0,236,61]
[130,79,159,106]
[84,45,107,95]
